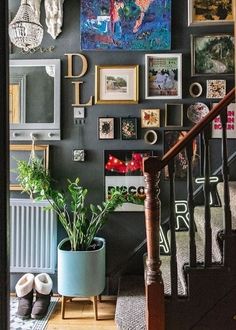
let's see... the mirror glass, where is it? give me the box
[9,59,61,140]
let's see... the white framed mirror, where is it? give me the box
[9,59,61,140]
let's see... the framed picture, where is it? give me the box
[188,0,235,26]
[98,117,115,140]
[145,54,182,99]
[163,131,200,180]
[206,80,226,99]
[141,109,160,128]
[165,104,183,127]
[120,117,138,140]
[95,65,139,104]
[80,0,171,51]
[10,144,49,190]
[191,34,235,76]
[104,150,155,211]
[212,103,236,139]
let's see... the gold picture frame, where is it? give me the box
[141,109,160,128]
[95,65,139,104]
[10,144,49,191]
[188,0,235,26]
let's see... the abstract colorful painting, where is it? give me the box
[80,0,171,51]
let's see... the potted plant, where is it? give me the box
[17,156,141,304]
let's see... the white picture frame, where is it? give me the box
[145,53,182,100]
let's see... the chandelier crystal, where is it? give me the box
[9,0,44,52]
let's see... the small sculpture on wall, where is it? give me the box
[28,0,42,21]
[45,0,65,39]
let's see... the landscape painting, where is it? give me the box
[80,0,171,51]
[191,34,235,75]
[188,0,234,25]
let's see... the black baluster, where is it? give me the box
[220,108,232,268]
[168,159,178,298]
[203,126,212,267]
[186,143,196,267]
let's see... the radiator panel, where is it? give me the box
[10,199,57,274]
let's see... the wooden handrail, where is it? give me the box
[161,87,235,169]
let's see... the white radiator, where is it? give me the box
[10,199,57,274]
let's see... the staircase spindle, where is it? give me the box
[220,108,232,268]
[143,157,165,330]
[203,127,212,267]
[168,159,178,298]
[186,144,196,267]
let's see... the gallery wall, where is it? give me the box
[9,0,235,292]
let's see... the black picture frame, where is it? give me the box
[120,117,138,140]
[163,130,201,180]
[98,117,115,140]
[104,150,155,211]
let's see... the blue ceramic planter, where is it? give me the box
[57,237,105,297]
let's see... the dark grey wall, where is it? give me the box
[9,0,235,293]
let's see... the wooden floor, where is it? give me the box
[46,296,117,330]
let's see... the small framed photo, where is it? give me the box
[212,103,236,139]
[98,117,115,140]
[188,0,235,26]
[191,34,235,76]
[73,149,85,162]
[145,53,182,99]
[120,117,138,140]
[141,109,160,128]
[95,65,139,104]
[206,80,226,99]
[165,104,183,127]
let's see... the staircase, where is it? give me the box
[115,88,236,330]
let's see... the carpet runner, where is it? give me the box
[115,182,236,329]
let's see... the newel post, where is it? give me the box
[143,157,165,330]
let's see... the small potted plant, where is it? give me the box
[17,156,140,301]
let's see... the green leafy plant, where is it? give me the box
[17,157,142,251]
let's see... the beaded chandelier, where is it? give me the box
[9,0,44,52]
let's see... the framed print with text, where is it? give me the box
[145,54,182,99]
[104,150,155,211]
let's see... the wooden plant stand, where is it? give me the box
[61,295,102,320]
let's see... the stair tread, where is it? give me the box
[217,182,236,228]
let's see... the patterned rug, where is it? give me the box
[10,296,58,330]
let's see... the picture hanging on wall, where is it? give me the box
[206,80,226,99]
[211,103,236,138]
[191,34,235,76]
[104,150,154,211]
[80,0,171,51]
[98,117,115,139]
[95,65,139,104]
[145,54,182,99]
[188,0,235,26]
[141,109,160,128]
[163,131,200,180]
[120,117,138,140]
[10,144,49,190]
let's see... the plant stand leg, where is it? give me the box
[61,295,66,319]
[91,295,98,320]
